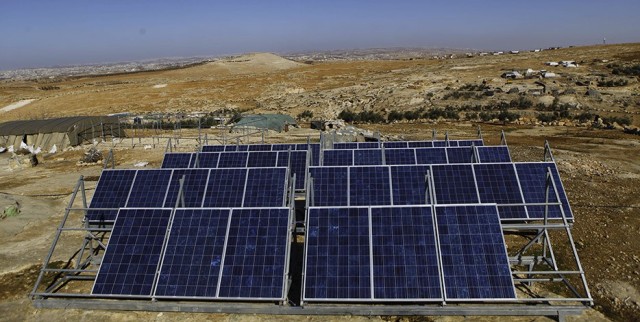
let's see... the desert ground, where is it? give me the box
[1,43,639,321]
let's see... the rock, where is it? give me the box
[612,122,624,130]
[585,89,601,98]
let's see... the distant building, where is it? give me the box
[546,62,559,66]
[510,50,520,54]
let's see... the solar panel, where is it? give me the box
[92,208,172,296]
[516,162,573,219]
[446,141,459,147]
[415,148,448,165]
[333,142,358,149]
[390,165,431,205]
[243,168,287,207]
[323,150,353,166]
[384,149,416,165]
[433,141,447,147]
[370,206,442,300]
[201,145,226,152]
[192,152,220,168]
[350,167,391,206]
[87,169,136,222]
[476,146,512,163]
[304,207,371,300]
[473,164,526,219]
[309,167,348,206]
[126,170,172,207]
[272,143,297,151]
[431,165,479,204]
[202,168,247,207]
[446,147,474,163]
[358,142,380,149]
[218,208,290,299]
[457,139,484,147]
[277,150,308,190]
[383,141,408,149]
[155,208,230,298]
[224,145,238,152]
[216,152,249,168]
[164,169,209,207]
[248,144,272,151]
[161,153,192,168]
[408,141,433,148]
[354,149,383,165]
[435,205,516,299]
[247,151,278,167]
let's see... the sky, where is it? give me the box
[1,0,639,70]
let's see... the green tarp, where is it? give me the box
[233,114,297,132]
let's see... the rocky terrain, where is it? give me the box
[0,43,639,321]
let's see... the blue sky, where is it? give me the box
[1,0,639,70]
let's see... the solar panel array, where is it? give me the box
[85,135,576,307]
[309,162,572,220]
[88,167,288,222]
[93,207,291,300]
[322,146,511,166]
[304,205,515,302]
[162,150,308,190]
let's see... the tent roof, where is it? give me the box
[233,114,297,132]
[0,116,121,136]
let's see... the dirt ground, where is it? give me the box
[0,123,637,321]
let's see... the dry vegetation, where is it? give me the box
[1,43,640,321]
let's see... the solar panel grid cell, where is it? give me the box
[435,205,515,300]
[202,169,247,207]
[243,168,287,207]
[304,207,371,300]
[390,166,431,205]
[161,153,192,168]
[218,208,289,299]
[164,169,209,207]
[354,149,384,166]
[371,207,442,299]
[309,167,348,206]
[155,209,230,297]
[126,170,172,207]
[217,152,248,168]
[349,167,391,206]
[516,163,572,219]
[92,208,172,296]
[432,165,479,204]
[87,169,137,222]
[384,149,416,165]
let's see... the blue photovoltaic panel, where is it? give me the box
[276,150,308,190]
[477,146,512,163]
[155,209,230,298]
[193,152,220,168]
[218,208,290,299]
[161,153,192,168]
[323,150,353,166]
[446,147,474,163]
[217,152,248,168]
[432,165,479,204]
[243,168,287,207]
[447,141,459,147]
[309,144,321,166]
[384,141,408,149]
[358,142,380,149]
[224,145,238,152]
[473,164,526,219]
[333,142,358,149]
[304,207,371,300]
[415,148,448,165]
[516,162,573,219]
[164,169,209,207]
[126,170,172,207]
[309,167,348,206]
[248,144,272,151]
[384,149,416,165]
[247,151,278,167]
[408,141,433,148]
[371,206,442,299]
[350,167,391,206]
[435,205,516,299]
[457,139,484,147]
[87,170,136,222]
[92,208,172,296]
[433,141,448,147]
[354,149,383,165]
[391,166,431,205]
[272,143,297,151]
[201,145,226,152]
[202,168,247,207]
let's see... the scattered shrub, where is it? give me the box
[297,110,314,120]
